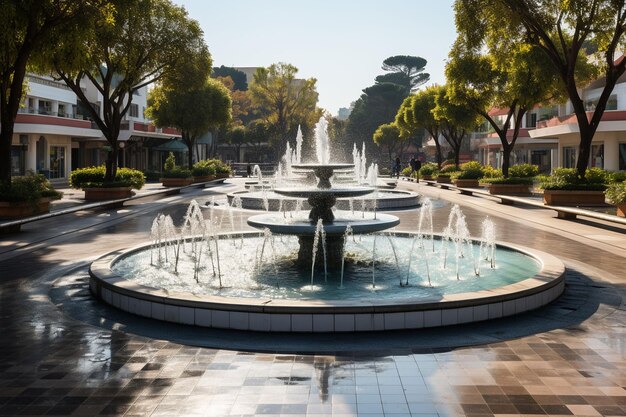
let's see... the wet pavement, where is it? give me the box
[0,178,625,416]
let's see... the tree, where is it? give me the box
[373,123,407,164]
[249,63,319,159]
[347,83,407,161]
[446,38,563,176]
[53,0,208,182]
[458,0,624,178]
[212,65,248,91]
[396,85,446,168]
[376,55,430,93]
[226,126,247,162]
[0,0,106,187]
[215,76,253,127]
[434,85,481,168]
[147,78,231,169]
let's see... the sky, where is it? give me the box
[174,0,457,116]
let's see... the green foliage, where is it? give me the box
[401,167,413,177]
[605,182,626,204]
[481,165,503,179]
[164,152,176,172]
[199,159,231,175]
[540,168,608,190]
[482,177,534,185]
[0,173,62,203]
[440,164,459,174]
[457,161,484,179]
[70,166,145,189]
[192,160,217,177]
[212,65,248,90]
[608,171,626,183]
[373,123,406,162]
[508,164,539,178]
[419,163,438,176]
[161,167,192,179]
[376,55,429,92]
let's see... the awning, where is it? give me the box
[196,132,213,145]
[154,140,188,151]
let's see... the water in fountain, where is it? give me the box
[295,125,303,164]
[315,117,330,165]
[352,143,368,184]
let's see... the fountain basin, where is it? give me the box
[89,232,565,332]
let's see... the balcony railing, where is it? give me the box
[18,107,89,120]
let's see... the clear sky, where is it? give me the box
[174,1,457,115]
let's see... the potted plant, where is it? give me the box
[482,164,538,195]
[70,166,145,201]
[540,168,607,206]
[436,164,459,184]
[192,160,216,183]
[0,173,62,219]
[418,163,438,181]
[160,153,193,187]
[606,180,626,217]
[213,160,232,179]
[453,161,483,188]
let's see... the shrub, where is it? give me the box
[161,167,192,179]
[457,161,484,180]
[70,166,145,189]
[192,160,216,177]
[419,163,438,176]
[585,167,608,184]
[608,171,626,183]
[508,163,539,178]
[0,172,62,203]
[482,165,503,179]
[539,168,607,191]
[400,166,413,177]
[606,181,626,204]
[440,164,458,174]
[481,176,534,185]
[164,152,176,172]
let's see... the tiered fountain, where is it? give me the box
[88,117,565,333]
[247,118,399,266]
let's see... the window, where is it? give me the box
[49,146,66,179]
[38,100,51,115]
[58,104,65,117]
[526,113,537,128]
[619,143,626,170]
[563,147,577,168]
[590,144,604,168]
[11,146,25,176]
[130,104,139,118]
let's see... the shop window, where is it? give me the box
[11,146,25,176]
[563,147,576,168]
[49,146,65,179]
[619,143,626,170]
[590,144,604,168]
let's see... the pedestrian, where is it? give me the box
[246,162,252,178]
[410,156,418,175]
[394,157,401,179]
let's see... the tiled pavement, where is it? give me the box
[0,178,625,416]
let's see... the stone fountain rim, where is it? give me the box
[89,231,564,317]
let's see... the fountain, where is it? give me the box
[88,117,565,333]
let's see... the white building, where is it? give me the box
[10,74,181,184]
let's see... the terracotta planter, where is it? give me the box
[486,183,531,195]
[215,173,230,179]
[83,187,133,201]
[454,179,480,188]
[160,178,193,187]
[193,175,215,183]
[616,203,626,217]
[421,175,434,181]
[543,190,606,206]
[0,198,51,219]
[436,175,452,184]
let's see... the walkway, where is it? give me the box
[0,178,624,417]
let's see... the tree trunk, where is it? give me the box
[105,147,118,182]
[453,143,461,168]
[502,143,512,177]
[0,128,12,188]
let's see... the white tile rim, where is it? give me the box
[88,231,565,332]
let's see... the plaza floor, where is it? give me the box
[0,178,625,417]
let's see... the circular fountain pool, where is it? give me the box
[90,231,565,332]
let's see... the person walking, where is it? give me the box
[394,157,401,179]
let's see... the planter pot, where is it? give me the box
[486,183,531,195]
[193,175,215,183]
[436,175,452,184]
[160,178,193,187]
[215,173,230,179]
[0,198,51,219]
[543,190,606,206]
[453,179,480,188]
[421,175,434,181]
[616,203,626,217]
[83,187,133,201]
